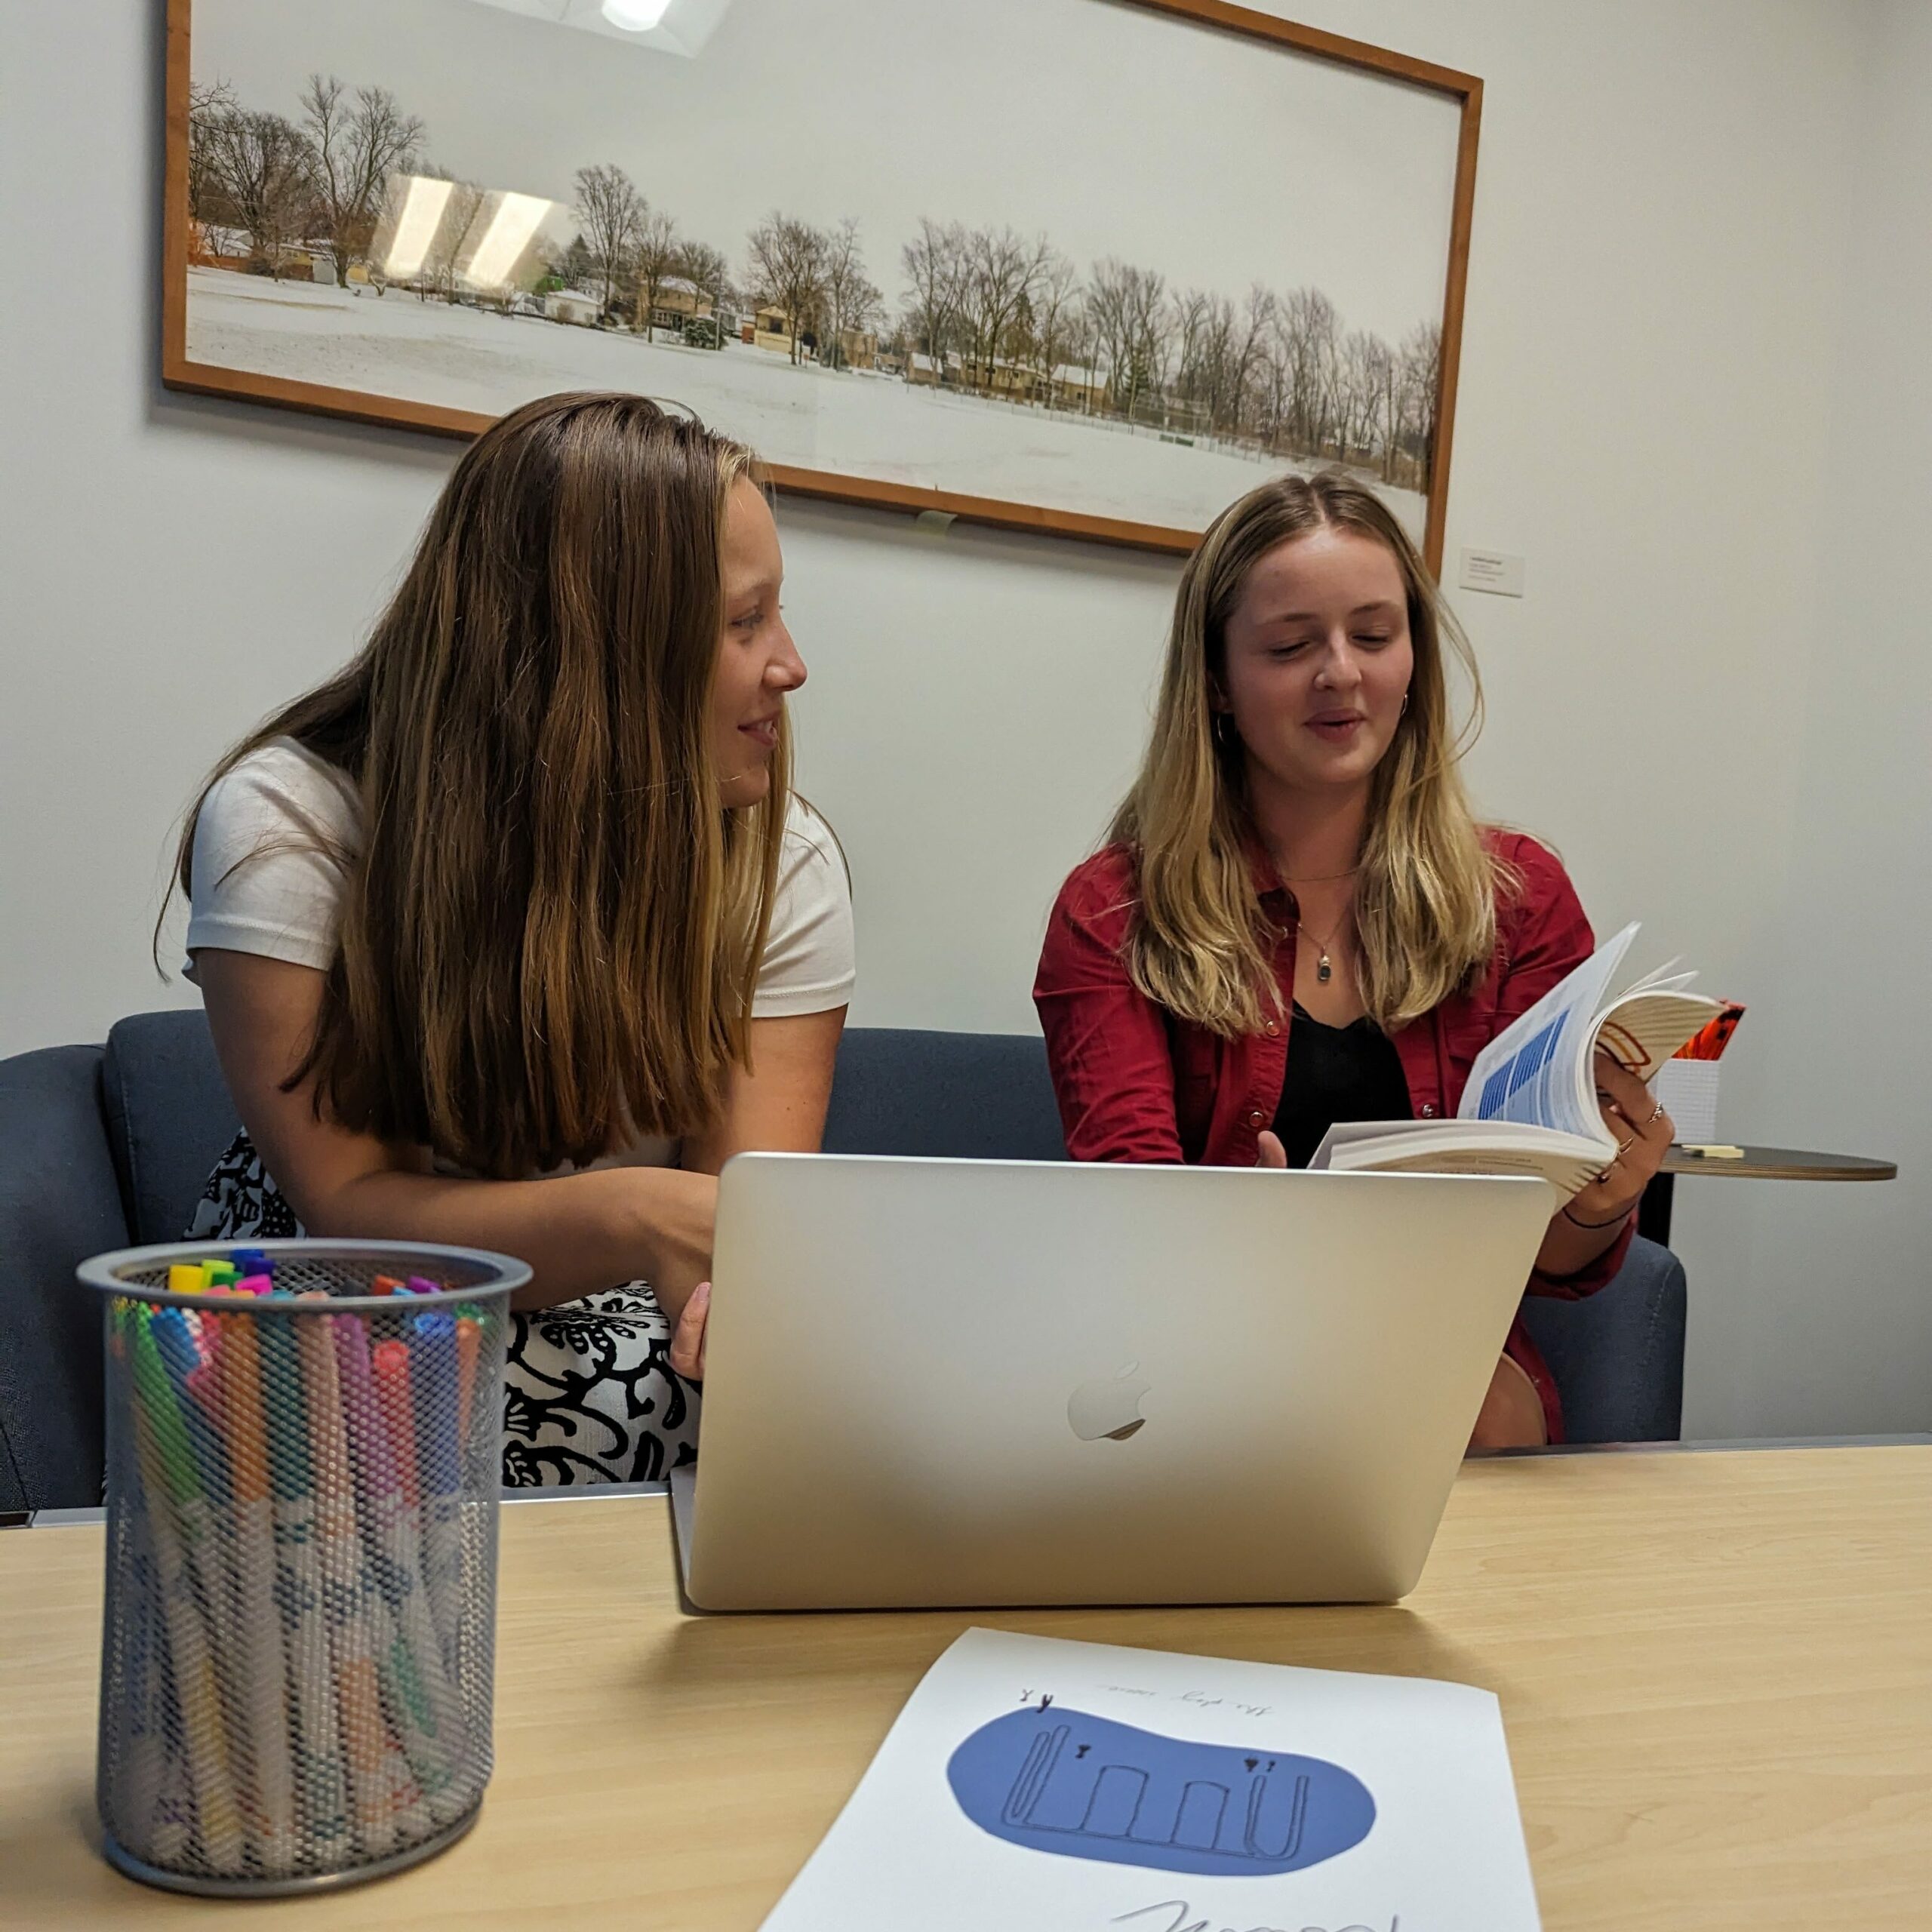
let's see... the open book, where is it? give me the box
[1309,923,1721,1199]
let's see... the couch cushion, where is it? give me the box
[822,1028,1066,1162]
[102,1008,238,1245]
[1518,1235,1686,1443]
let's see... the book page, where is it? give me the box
[1457,924,1640,1139]
[1306,1117,1444,1168]
[1327,1134,1600,1199]
[1590,989,1722,1084]
[761,1627,1542,1932]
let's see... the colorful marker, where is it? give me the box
[410,1313,465,1671]
[294,1299,427,1855]
[256,1312,349,1863]
[216,1314,299,1870]
[128,1309,245,1874]
[454,1311,481,1462]
[334,1316,470,1823]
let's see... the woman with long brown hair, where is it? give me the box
[1033,471,1670,1448]
[169,392,853,1484]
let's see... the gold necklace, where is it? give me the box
[1297,912,1350,985]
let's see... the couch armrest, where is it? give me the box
[1517,1235,1687,1444]
[0,1045,129,1511]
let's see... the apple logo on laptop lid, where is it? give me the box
[1067,1363,1151,1442]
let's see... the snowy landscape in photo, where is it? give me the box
[180,0,1462,544]
[188,270,1428,537]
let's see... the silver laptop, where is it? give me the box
[670,1154,1552,1611]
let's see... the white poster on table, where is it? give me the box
[761,1627,1540,1932]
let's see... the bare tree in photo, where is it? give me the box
[961,226,1051,392]
[1025,249,1081,405]
[1358,332,1398,465]
[820,218,881,371]
[900,217,967,379]
[959,227,1048,395]
[675,239,734,312]
[1398,318,1443,488]
[1084,259,1134,411]
[1173,285,1269,439]
[745,212,829,365]
[630,209,682,337]
[573,163,645,317]
[1170,288,1212,423]
[1357,331,1404,480]
[1256,328,1294,451]
[1130,270,1174,422]
[1275,285,1339,455]
[1221,285,1275,440]
[300,75,423,288]
[201,109,315,278]
[1320,319,1357,458]
[186,77,239,238]
[1058,297,1103,411]
[549,234,599,294]
[1090,262,1170,423]
[1331,330,1368,462]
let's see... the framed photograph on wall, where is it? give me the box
[164,0,1480,565]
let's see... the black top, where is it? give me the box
[1272,1003,1413,1169]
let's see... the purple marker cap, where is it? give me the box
[406,1275,444,1297]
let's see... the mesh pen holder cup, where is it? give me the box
[80,1239,528,1897]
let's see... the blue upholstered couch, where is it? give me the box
[0,1014,1685,1512]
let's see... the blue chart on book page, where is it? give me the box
[947,1704,1375,1876]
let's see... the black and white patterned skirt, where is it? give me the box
[187,1132,700,1487]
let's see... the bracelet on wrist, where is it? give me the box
[1563,1201,1632,1232]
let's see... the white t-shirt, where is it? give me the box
[183,737,855,1170]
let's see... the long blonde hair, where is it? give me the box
[1112,471,1503,1037]
[167,392,786,1177]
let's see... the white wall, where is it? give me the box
[1664,0,1932,1440]
[2,2,1924,1434]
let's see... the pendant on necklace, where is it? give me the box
[1317,952,1333,984]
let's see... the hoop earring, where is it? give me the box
[1400,692,1411,716]
[1212,712,1235,746]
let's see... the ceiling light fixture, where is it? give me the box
[383,175,455,281]
[463,191,553,289]
[601,0,672,30]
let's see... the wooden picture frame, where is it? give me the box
[164,0,1479,569]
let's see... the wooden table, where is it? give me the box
[1639,1144,1898,1244]
[4,1447,1928,1929]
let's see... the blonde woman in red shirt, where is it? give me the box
[1033,472,1672,1448]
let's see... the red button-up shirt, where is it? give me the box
[1032,829,1633,1443]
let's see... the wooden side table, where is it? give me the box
[1638,1146,1898,1245]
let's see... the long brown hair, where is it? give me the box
[168,392,786,1176]
[1112,470,1503,1037]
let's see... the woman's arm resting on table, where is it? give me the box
[195,947,715,1315]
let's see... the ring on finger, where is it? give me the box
[1617,1134,1636,1156]
[1647,1102,1666,1124]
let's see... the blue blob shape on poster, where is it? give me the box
[946,1706,1375,1878]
